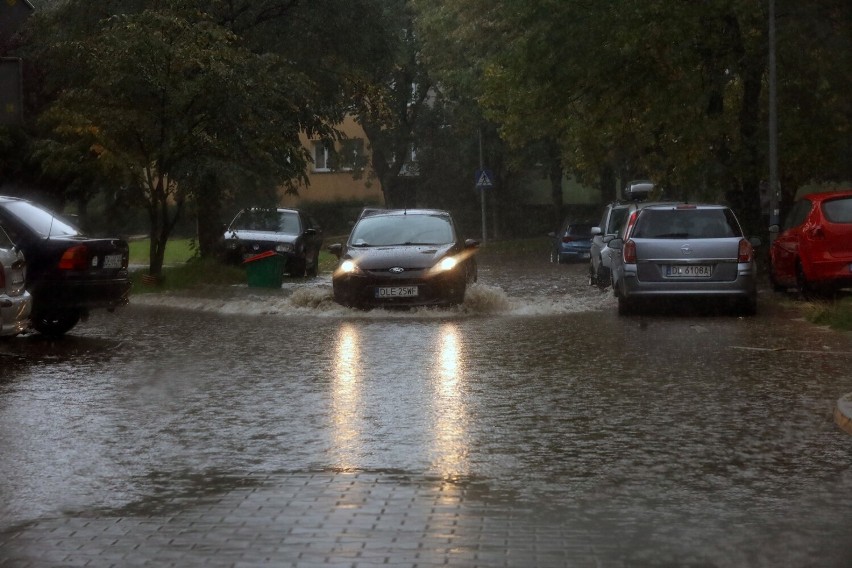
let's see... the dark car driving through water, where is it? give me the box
[328,209,479,309]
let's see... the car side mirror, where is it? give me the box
[768,224,780,234]
[547,231,556,239]
[327,243,343,258]
[304,228,317,236]
[591,226,602,236]
[465,239,480,249]
[749,236,762,247]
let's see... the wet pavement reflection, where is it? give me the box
[1,253,851,566]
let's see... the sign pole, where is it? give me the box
[479,129,487,245]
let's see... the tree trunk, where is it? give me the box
[194,172,224,259]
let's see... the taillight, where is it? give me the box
[562,236,575,243]
[623,240,637,263]
[624,211,639,238]
[738,238,753,262]
[58,245,89,270]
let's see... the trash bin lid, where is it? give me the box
[242,250,280,263]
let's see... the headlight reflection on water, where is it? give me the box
[329,322,472,479]
[432,323,470,479]
[331,323,361,469]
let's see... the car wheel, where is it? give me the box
[738,295,758,316]
[795,260,816,299]
[289,257,307,277]
[32,309,81,336]
[595,265,610,290]
[768,268,787,293]
[306,251,319,277]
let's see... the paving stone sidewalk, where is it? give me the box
[1,471,615,568]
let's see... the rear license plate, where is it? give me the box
[103,254,123,269]
[666,265,712,278]
[375,286,418,298]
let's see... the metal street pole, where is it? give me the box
[768,0,780,243]
[479,128,487,245]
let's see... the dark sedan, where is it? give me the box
[223,207,323,277]
[0,196,131,336]
[328,209,479,309]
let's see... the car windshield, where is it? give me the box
[350,214,455,246]
[2,200,81,238]
[632,208,739,239]
[822,197,852,223]
[232,210,300,234]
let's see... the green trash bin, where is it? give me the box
[243,251,285,288]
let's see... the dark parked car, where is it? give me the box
[549,219,593,263]
[328,209,479,309]
[609,203,759,316]
[223,207,323,277]
[0,196,131,336]
[0,224,32,337]
[770,190,852,296]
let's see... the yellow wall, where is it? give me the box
[280,115,384,207]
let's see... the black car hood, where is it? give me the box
[344,243,455,270]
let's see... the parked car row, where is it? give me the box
[0,195,131,337]
[583,182,852,316]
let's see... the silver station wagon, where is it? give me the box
[609,203,759,316]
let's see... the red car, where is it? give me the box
[770,190,852,295]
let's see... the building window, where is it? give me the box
[312,140,332,172]
[339,138,365,171]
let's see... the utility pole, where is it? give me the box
[768,0,780,242]
[479,128,487,245]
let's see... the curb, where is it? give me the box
[835,393,852,436]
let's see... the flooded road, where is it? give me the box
[1,252,851,566]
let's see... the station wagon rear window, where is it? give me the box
[632,209,740,239]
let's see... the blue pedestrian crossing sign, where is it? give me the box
[475,168,495,189]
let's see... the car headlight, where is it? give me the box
[275,243,294,253]
[436,256,458,273]
[339,259,363,275]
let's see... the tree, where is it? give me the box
[414,0,851,233]
[23,0,387,273]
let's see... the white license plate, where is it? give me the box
[103,254,123,269]
[375,286,418,298]
[666,265,712,278]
